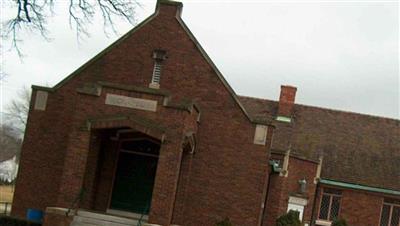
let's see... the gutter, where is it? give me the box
[319,179,400,196]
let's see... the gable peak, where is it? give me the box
[156,0,183,17]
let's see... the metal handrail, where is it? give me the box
[66,187,86,217]
[137,203,150,226]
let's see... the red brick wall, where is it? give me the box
[92,134,119,212]
[264,159,393,226]
[278,85,297,117]
[42,212,73,226]
[80,129,120,211]
[340,189,382,226]
[12,90,73,218]
[313,186,400,226]
[263,154,318,226]
[172,148,193,224]
[42,208,74,226]
[13,2,273,226]
[79,130,102,210]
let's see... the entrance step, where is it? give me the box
[70,209,147,226]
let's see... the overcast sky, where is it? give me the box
[1,0,399,120]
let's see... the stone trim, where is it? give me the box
[314,156,323,184]
[86,114,167,141]
[315,219,332,226]
[157,0,183,7]
[34,91,48,111]
[45,207,75,216]
[98,81,170,96]
[77,83,102,96]
[253,124,268,145]
[288,196,308,206]
[271,149,320,164]
[105,93,158,112]
[280,149,290,177]
[32,85,55,92]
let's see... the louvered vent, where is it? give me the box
[149,49,167,89]
[152,61,162,84]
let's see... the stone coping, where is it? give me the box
[45,207,75,216]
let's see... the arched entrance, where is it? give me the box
[80,128,161,217]
[75,110,198,225]
[109,134,160,215]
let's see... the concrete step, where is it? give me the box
[70,219,98,226]
[70,209,147,226]
[72,215,138,226]
[106,209,148,221]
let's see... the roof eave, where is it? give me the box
[319,178,400,196]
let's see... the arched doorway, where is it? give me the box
[109,135,160,215]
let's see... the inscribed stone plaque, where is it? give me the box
[105,94,157,112]
[34,91,48,111]
[253,124,268,145]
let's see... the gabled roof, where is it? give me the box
[239,96,400,191]
[32,0,272,126]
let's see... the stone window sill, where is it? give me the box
[315,219,332,226]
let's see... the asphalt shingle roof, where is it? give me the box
[239,96,400,191]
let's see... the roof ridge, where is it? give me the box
[237,95,400,122]
[295,102,400,122]
[238,95,276,102]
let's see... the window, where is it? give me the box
[318,188,342,222]
[380,199,400,226]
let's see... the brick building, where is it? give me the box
[12,1,399,226]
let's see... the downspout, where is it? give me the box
[171,136,196,224]
[310,183,320,226]
[170,149,185,224]
[310,156,323,225]
[260,161,281,226]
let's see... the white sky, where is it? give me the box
[1,0,399,120]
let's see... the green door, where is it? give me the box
[110,152,158,214]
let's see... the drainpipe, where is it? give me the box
[260,161,281,226]
[310,183,320,226]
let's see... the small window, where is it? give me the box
[318,188,342,222]
[380,199,400,226]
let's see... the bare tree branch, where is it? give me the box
[5,86,31,135]
[2,0,140,56]
[0,124,22,162]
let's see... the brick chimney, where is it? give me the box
[277,85,297,119]
[156,0,183,17]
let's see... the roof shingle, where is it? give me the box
[239,96,400,191]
